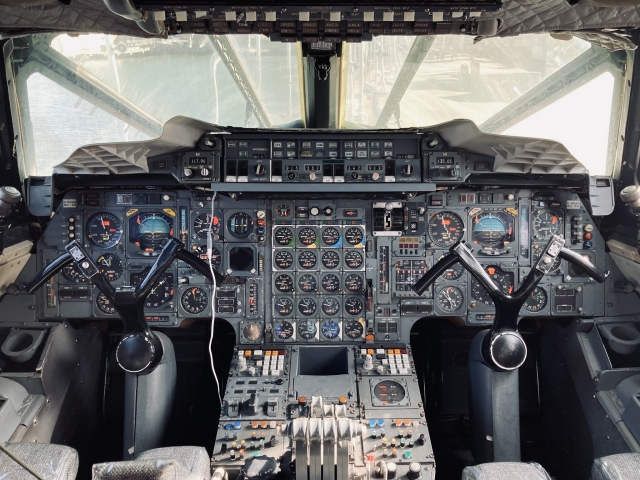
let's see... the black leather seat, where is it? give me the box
[461,462,553,480]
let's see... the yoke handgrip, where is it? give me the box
[412,254,460,295]
[558,247,609,283]
[22,253,73,294]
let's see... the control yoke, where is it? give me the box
[22,238,226,374]
[412,235,609,371]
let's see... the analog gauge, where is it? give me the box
[275,204,292,218]
[96,293,116,314]
[227,212,254,239]
[471,266,515,307]
[86,212,123,249]
[274,274,294,293]
[130,269,174,308]
[62,263,87,283]
[297,274,317,293]
[274,251,294,269]
[532,210,563,241]
[181,287,208,314]
[344,273,364,293]
[344,320,364,339]
[298,227,317,246]
[275,321,294,340]
[428,212,464,248]
[242,323,261,342]
[437,254,464,281]
[191,245,222,269]
[437,286,464,312]
[321,273,340,293]
[321,227,341,246]
[96,253,124,282]
[129,212,174,252]
[321,320,340,340]
[298,251,317,269]
[274,297,293,316]
[274,227,294,246]
[193,213,221,239]
[344,227,364,246]
[472,211,515,248]
[297,297,317,316]
[297,319,317,340]
[532,245,561,272]
[321,297,341,316]
[373,380,406,404]
[523,287,548,313]
[320,251,339,269]
[344,297,364,316]
[344,250,364,269]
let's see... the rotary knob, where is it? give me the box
[200,167,210,177]
[372,172,380,180]
[323,206,333,216]
[407,463,422,480]
[402,165,414,176]
[253,164,266,176]
[310,207,320,216]
[183,167,194,177]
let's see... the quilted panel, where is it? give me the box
[135,447,211,479]
[592,453,640,480]
[462,462,553,480]
[92,459,193,480]
[0,442,79,480]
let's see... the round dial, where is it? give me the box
[130,270,174,308]
[321,273,340,293]
[298,228,317,246]
[86,212,123,248]
[62,263,87,283]
[472,211,515,248]
[428,212,464,247]
[274,227,294,246]
[274,251,294,269]
[523,287,548,313]
[191,245,222,269]
[436,286,464,312]
[242,323,261,342]
[344,297,364,316]
[344,227,364,246]
[437,255,464,280]
[321,297,341,316]
[274,297,293,316]
[193,213,221,239]
[275,204,292,218]
[344,320,364,339]
[320,251,340,269]
[180,287,208,314]
[344,273,364,293]
[96,253,124,282]
[274,273,294,293]
[297,297,317,316]
[96,293,116,314]
[373,380,406,404]
[321,227,341,246]
[298,251,317,269]
[344,250,364,269]
[533,210,563,240]
[532,245,562,273]
[275,321,294,340]
[321,320,340,340]
[471,266,514,307]
[129,212,174,252]
[297,319,317,340]
[297,274,317,293]
[227,212,254,238]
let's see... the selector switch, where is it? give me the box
[402,165,414,176]
[244,393,261,416]
[407,462,422,479]
[254,164,266,176]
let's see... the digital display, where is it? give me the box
[436,157,455,165]
[189,157,207,165]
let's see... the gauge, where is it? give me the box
[321,227,341,246]
[533,210,563,240]
[181,287,208,314]
[96,293,116,314]
[130,269,174,308]
[297,297,317,316]
[297,274,317,293]
[227,212,254,239]
[437,254,464,280]
[436,286,464,312]
[428,212,464,248]
[321,320,340,340]
[275,204,292,218]
[319,251,339,269]
[193,213,221,239]
[344,250,364,269]
[191,245,222,269]
[274,227,294,246]
[344,273,364,293]
[274,251,294,269]
[298,251,317,269]
[274,297,293,316]
[298,227,317,246]
[344,227,364,246]
[373,380,406,404]
[344,320,364,339]
[471,266,515,307]
[86,212,123,249]
[344,297,364,316]
[242,323,261,342]
[523,287,548,313]
[472,211,515,248]
[321,273,340,293]
[274,274,294,293]
[297,319,317,340]
[532,245,561,272]
[275,321,294,340]
[129,212,174,252]
[96,253,124,282]
[62,263,87,283]
[321,297,341,316]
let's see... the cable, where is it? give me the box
[207,190,223,407]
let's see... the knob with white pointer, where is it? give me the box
[253,164,266,176]
[402,164,414,176]
[200,167,210,177]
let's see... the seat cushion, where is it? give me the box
[462,462,552,480]
[0,442,79,480]
[592,453,640,480]
[135,447,210,479]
